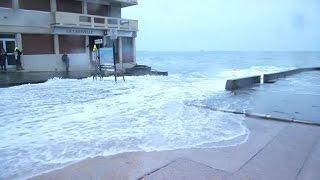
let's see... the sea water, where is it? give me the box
[0,51,319,179]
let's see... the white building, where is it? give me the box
[0,0,138,72]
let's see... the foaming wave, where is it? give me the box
[218,65,295,79]
[0,74,248,179]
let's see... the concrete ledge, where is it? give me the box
[225,67,320,90]
[264,67,320,83]
[225,76,260,91]
[0,71,94,88]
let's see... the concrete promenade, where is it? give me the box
[29,71,320,180]
[31,118,320,180]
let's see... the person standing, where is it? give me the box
[14,48,23,70]
[0,48,7,71]
[62,53,70,72]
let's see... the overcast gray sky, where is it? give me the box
[122,0,320,51]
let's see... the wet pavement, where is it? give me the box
[31,118,320,180]
[201,71,320,124]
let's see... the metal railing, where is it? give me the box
[52,12,138,31]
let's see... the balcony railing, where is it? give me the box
[52,12,138,31]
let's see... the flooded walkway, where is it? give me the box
[30,71,320,180]
[31,118,320,180]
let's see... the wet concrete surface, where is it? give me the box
[202,71,320,124]
[31,118,320,180]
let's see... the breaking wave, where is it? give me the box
[1,51,318,179]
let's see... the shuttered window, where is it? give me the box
[87,2,109,16]
[57,0,82,14]
[0,0,12,8]
[22,34,54,55]
[19,0,51,12]
[59,35,85,54]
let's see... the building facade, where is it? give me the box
[0,0,138,72]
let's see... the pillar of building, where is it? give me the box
[82,0,88,14]
[50,0,57,12]
[118,37,123,70]
[85,35,90,56]
[132,37,136,64]
[16,33,22,50]
[54,35,59,55]
[13,0,19,10]
[103,36,107,47]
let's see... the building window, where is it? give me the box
[0,34,15,38]
[19,0,51,12]
[59,35,85,54]
[57,0,82,14]
[0,0,12,8]
[22,34,54,55]
[87,2,109,17]
[122,37,134,63]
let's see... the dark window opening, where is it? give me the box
[0,34,15,39]
[94,17,105,24]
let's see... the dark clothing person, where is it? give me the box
[15,49,23,70]
[62,54,70,72]
[0,49,7,71]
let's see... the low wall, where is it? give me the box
[264,67,320,83]
[0,71,94,88]
[22,53,92,72]
[225,75,261,91]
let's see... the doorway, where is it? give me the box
[89,36,119,62]
[0,38,16,69]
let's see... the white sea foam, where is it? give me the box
[0,53,295,179]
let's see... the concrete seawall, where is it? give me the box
[264,67,320,83]
[226,67,320,91]
[225,76,261,91]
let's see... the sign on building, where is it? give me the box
[94,39,103,44]
[53,27,104,36]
